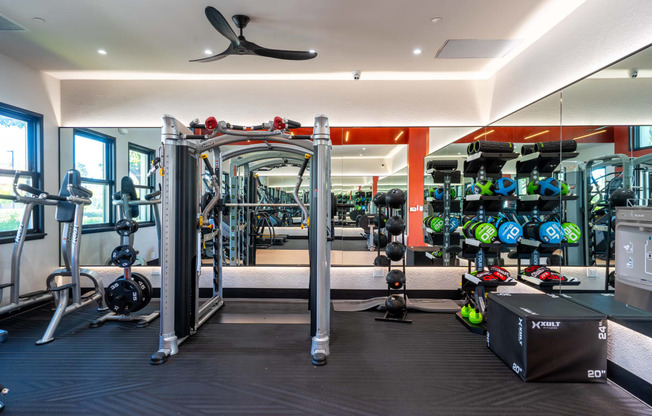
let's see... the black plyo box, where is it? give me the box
[486,293,607,382]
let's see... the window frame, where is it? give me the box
[632,126,652,151]
[127,142,156,226]
[0,101,45,245]
[72,128,116,233]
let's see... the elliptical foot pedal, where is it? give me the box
[136,320,149,328]
[150,351,168,365]
[311,353,327,366]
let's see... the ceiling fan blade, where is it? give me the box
[205,6,239,44]
[253,47,317,61]
[190,46,233,63]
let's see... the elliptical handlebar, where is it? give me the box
[144,190,161,201]
[9,171,65,204]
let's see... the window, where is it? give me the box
[73,129,115,229]
[0,102,43,243]
[128,143,155,223]
[632,126,652,151]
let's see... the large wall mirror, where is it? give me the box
[59,126,412,267]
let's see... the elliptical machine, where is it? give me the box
[0,171,58,341]
[90,176,160,327]
[36,169,106,345]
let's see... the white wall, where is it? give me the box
[488,0,652,124]
[60,79,486,128]
[0,52,60,298]
[58,127,160,265]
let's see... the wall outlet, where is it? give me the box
[373,267,384,278]
[587,268,598,278]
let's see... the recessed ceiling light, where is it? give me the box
[204,49,213,55]
[309,49,316,54]
[362,147,366,150]
[431,17,443,23]
[413,48,422,55]
[359,154,363,157]
[97,49,107,55]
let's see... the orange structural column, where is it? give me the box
[407,128,429,247]
[372,176,378,195]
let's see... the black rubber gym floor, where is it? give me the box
[0,300,650,416]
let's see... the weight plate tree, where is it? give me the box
[514,140,580,289]
[424,159,462,266]
[458,141,518,334]
[376,188,411,323]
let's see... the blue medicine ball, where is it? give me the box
[493,177,516,196]
[538,221,565,244]
[449,216,460,232]
[539,177,561,196]
[497,221,523,243]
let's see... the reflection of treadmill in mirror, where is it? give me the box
[425,159,462,266]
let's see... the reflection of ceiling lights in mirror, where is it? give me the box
[97,49,107,55]
[394,131,404,141]
[572,129,606,141]
[523,130,549,140]
[345,131,349,142]
[473,129,494,140]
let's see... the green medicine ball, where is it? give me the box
[430,216,444,232]
[473,180,494,196]
[527,180,540,195]
[560,182,570,196]
[562,222,581,243]
[472,222,498,243]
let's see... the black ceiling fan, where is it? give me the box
[191,6,317,63]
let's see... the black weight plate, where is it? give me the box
[115,219,138,236]
[131,273,153,311]
[105,277,143,314]
[111,245,137,267]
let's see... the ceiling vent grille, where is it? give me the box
[0,14,26,31]
[436,39,521,59]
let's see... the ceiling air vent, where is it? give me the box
[436,39,521,59]
[0,14,26,31]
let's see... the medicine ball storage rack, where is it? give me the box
[370,192,391,267]
[457,145,519,334]
[514,146,581,290]
[424,159,462,266]
[377,188,411,324]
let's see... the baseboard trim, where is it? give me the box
[607,360,652,406]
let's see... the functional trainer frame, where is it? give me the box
[151,114,332,365]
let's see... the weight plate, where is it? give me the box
[111,245,137,267]
[105,277,143,314]
[131,273,153,312]
[115,219,138,236]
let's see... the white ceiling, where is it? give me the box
[0,0,583,79]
